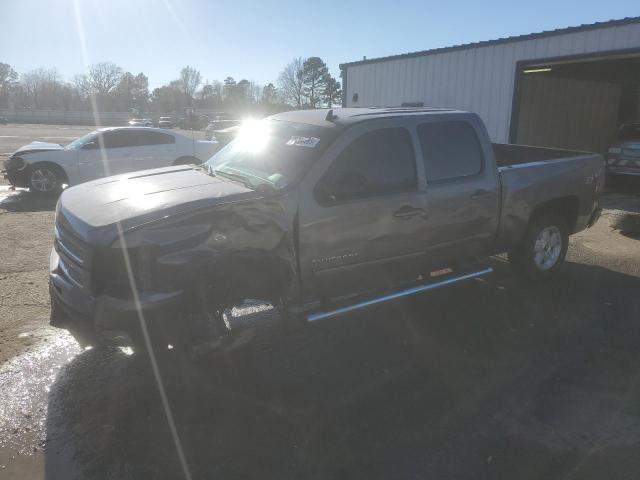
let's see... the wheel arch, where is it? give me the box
[529,195,579,233]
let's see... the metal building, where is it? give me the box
[340,17,640,153]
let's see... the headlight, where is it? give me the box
[5,156,26,170]
[608,147,622,154]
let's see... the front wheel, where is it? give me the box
[508,214,568,281]
[28,164,65,194]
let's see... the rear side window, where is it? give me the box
[99,130,175,148]
[418,122,483,182]
[132,131,175,146]
[320,127,416,202]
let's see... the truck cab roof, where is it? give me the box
[268,107,464,130]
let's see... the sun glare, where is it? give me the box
[235,119,271,153]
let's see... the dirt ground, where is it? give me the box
[1,124,640,479]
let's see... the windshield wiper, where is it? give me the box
[214,169,254,189]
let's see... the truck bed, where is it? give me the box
[493,143,603,253]
[492,143,589,168]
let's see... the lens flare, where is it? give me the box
[235,119,271,153]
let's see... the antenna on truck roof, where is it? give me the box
[325,109,338,122]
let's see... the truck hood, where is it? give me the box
[14,141,64,156]
[58,165,262,245]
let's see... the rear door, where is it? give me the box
[416,118,499,267]
[298,119,429,301]
[127,130,178,171]
[77,130,135,181]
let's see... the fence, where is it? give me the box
[0,109,227,126]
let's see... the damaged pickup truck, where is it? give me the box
[49,108,604,354]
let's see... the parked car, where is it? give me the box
[49,108,604,356]
[128,118,153,127]
[158,116,174,129]
[178,114,209,130]
[206,125,240,146]
[606,122,640,178]
[0,116,8,125]
[204,119,241,140]
[3,127,219,193]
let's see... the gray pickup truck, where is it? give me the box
[49,108,604,353]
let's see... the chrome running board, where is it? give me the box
[307,267,493,322]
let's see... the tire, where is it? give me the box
[28,163,66,195]
[508,214,569,281]
[173,156,200,166]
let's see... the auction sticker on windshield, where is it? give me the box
[286,136,320,148]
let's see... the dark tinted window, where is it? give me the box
[100,130,175,148]
[100,131,130,149]
[132,131,175,146]
[321,127,416,201]
[418,122,483,182]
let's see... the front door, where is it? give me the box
[77,130,133,182]
[298,121,429,302]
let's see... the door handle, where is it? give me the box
[393,205,427,219]
[470,189,494,200]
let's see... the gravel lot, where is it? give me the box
[1,124,640,479]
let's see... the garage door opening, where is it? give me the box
[510,52,640,153]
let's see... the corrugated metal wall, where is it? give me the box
[344,22,640,143]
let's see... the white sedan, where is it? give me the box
[3,127,219,193]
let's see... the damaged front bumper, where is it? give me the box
[49,248,184,345]
[2,156,30,188]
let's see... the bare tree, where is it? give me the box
[278,57,305,107]
[20,68,64,109]
[73,74,91,99]
[179,66,201,104]
[88,62,123,95]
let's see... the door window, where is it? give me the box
[319,127,416,202]
[418,122,483,182]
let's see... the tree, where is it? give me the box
[113,72,149,112]
[20,68,67,109]
[88,62,123,95]
[223,76,236,100]
[322,75,342,108]
[278,57,305,107]
[0,63,18,107]
[178,66,201,105]
[261,83,278,104]
[150,83,183,113]
[301,57,328,109]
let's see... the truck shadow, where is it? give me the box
[44,260,640,479]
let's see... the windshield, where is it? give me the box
[617,124,640,142]
[204,119,334,189]
[65,131,97,149]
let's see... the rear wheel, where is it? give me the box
[508,214,568,281]
[28,163,66,194]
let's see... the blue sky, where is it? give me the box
[2,0,639,88]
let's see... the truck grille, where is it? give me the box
[54,222,91,289]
